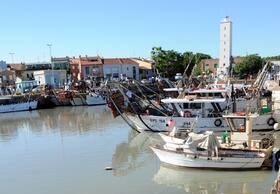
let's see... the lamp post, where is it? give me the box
[46,43,54,86]
[8,52,15,64]
[46,44,52,60]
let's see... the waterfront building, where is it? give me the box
[70,56,103,81]
[51,57,70,74]
[0,60,7,70]
[70,56,140,81]
[0,70,16,87]
[132,58,154,79]
[33,70,67,88]
[103,58,139,81]
[218,16,232,76]
[200,57,243,75]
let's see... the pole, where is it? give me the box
[8,52,15,63]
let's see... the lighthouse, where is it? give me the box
[218,16,232,76]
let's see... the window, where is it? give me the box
[224,26,226,30]
[133,66,136,79]
[183,103,189,109]
[190,103,201,109]
[85,67,90,75]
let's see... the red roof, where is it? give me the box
[8,63,26,71]
[103,58,138,65]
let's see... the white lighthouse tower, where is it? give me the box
[218,16,232,76]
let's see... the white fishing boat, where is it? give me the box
[151,114,274,169]
[0,96,38,113]
[126,94,279,132]
[86,92,106,106]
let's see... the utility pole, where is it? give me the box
[8,52,15,64]
[46,44,52,60]
[46,43,53,69]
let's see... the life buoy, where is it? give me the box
[184,111,192,117]
[214,119,222,127]
[267,117,276,126]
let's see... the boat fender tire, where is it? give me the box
[267,117,276,126]
[214,119,222,127]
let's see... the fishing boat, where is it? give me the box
[125,87,278,132]
[0,96,38,113]
[151,113,275,169]
[86,92,106,106]
[70,92,87,106]
[108,62,277,133]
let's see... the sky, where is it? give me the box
[0,0,280,63]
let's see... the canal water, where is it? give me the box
[0,106,278,194]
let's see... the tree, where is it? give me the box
[234,54,264,76]
[264,55,280,61]
[192,64,202,76]
[151,47,211,78]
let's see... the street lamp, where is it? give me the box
[8,52,15,63]
[46,43,53,70]
[46,44,52,59]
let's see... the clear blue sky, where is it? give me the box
[0,0,279,63]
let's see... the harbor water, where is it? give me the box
[0,106,278,194]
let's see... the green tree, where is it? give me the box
[235,54,264,76]
[264,55,280,61]
[192,64,202,76]
[151,47,211,78]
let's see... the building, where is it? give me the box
[70,56,103,81]
[270,61,280,80]
[70,56,140,81]
[218,16,232,76]
[103,58,139,80]
[132,58,154,79]
[8,62,52,83]
[200,58,219,74]
[200,57,243,75]
[0,60,7,70]
[34,70,67,88]
[51,57,70,73]
[0,70,16,87]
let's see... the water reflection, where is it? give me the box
[0,106,114,141]
[111,131,161,176]
[153,165,272,194]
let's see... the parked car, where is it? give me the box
[174,73,183,80]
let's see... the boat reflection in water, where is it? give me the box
[0,106,114,142]
[111,131,161,176]
[153,165,273,194]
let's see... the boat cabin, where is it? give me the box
[223,113,273,150]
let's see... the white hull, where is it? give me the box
[127,113,279,132]
[151,147,265,169]
[86,95,106,106]
[0,100,38,113]
[159,133,186,144]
